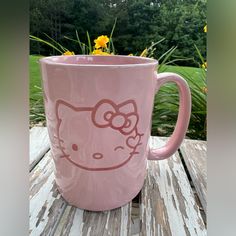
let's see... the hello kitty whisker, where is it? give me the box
[55,98,144,170]
[130,151,139,155]
[60,155,69,158]
[53,135,64,143]
[56,145,65,150]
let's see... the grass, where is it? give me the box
[156,64,206,140]
[30,55,45,124]
[29,55,206,139]
[159,64,205,87]
[30,55,43,103]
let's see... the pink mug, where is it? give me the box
[40,55,191,211]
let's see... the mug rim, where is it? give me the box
[39,55,158,68]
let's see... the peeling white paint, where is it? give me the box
[30,130,207,236]
[69,209,84,235]
[105,211,110,230]
[120,204,129,236]
[141,137,207,236]
[30,152,63,236]
[30,127,50,170]
[86,226,91,236]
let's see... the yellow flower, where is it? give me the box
[140,48,148,57]
[204,25,207,33]
[94,35,109,49]
[202,87,208,94]
[202,62,207,69]
[63,51,75,56]
[128,53,134,56]
[92,49,111,55]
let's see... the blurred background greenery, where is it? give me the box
[29,0,207,140]
[30,0,206,66]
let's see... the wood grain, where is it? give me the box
[180,139,207,212]
[140,137,206,236]
[29,128,207,235]
[30,151,67,236]
[30,127,50,171]
[53,201,131,236]
[29,127,132,236]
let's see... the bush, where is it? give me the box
[152,65,206,140]
[29,25,207,140]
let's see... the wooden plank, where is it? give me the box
[140,137,206,236]
[180,139,207,212]
[131,202,141,235]
[30,150,132,236]
[30,127,50,171]
[54,201,132,236]
[29,127,132,235]
[29,151,67,236]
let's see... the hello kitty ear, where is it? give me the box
[56,100,76,120]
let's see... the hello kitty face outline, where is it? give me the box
[55,99,144,171]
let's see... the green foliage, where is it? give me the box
[30,0,206,65]
[29,55,45,124]
[153,65,206,140]
[30,19,118,55]
[29,0,207,139]
[30,0,74,55]
[29,56,206,139]
[151,41,207,140]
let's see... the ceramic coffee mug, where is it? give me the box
[40,55,191,211]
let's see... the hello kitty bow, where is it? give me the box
[92,99,139,135]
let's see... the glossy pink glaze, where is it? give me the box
[148,72,192,160]
[39,55,191,211]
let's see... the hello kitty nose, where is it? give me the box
[92,152,103,159]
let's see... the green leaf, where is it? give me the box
[43,33,68,52]
[194,44,205,65]
[29,35,64,54]
[108,17,117,53]
[86,31,92,54]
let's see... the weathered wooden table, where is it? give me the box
[30,127,207,236]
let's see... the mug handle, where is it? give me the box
[148,72,191,160]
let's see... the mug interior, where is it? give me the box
[40,55,158,67]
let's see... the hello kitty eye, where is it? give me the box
[72,144,78,151]
[114,146,124,151]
